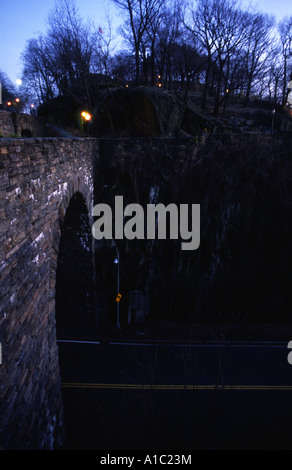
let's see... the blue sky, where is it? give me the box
[0,0,291,86]
[0,0,121,84]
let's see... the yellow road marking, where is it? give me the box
[61,383,292,391]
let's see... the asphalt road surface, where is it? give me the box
[57,338,292,450]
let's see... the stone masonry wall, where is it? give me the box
[0,111,46,138]
[0,137,98,449]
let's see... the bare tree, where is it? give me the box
[186,0,277,114]
[155,1,184,90]
[210,0,250,114]
[278,16,292,106]
[143,0,165,85]
[241,11,275,106]
[190,0,249,114]
[185,0,217,109]
[111,50,137,84]
[112,0,164,85]
[21,0,98,108]
[172,39,205,98]
[265,46,283,103]
[22,35,57,104]
[47,0,95,104]
[185,0,247,112]
[93,12,116,94]
[0,70,17,108]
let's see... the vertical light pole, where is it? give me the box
[114,246,120,329]
[30,104,37,115]
[81,111,92,135]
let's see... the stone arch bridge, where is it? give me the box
[0,135,201,449]
[1,133,290,449]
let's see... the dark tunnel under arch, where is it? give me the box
[55,191,96,338]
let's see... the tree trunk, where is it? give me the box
[282,59,287,107]
[213,69,223,115]
[201,55,211,110]
[244,77,252,107]
[201,70,209,110]
[151,41,156,86]
[135,49,140,85]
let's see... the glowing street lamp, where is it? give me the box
[30,104,37,115]
[81,111,92,121]
[80,111,92,135]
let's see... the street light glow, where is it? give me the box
[81,111,92,121]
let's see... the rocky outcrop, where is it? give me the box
[93,87,216,137]
[92,87,292,138]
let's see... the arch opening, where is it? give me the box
[55,192,96,338]
[21,128,32,137]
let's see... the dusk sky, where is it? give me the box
[0,0,291,86]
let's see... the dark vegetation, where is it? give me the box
[52,135,290,341]
[92,136,292,335]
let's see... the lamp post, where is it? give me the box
[30,104,37,115]
[81,111,92,135]
[114,247,120,329]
